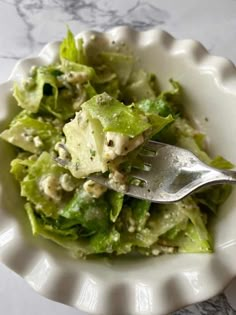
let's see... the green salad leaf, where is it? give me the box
[123,70,157,102]
[99,51,134,85]
[82,92,151,137]
[25,203,91,257]
[21,152,77,218]
[60,28,87,65]
[107,191,124,223]
[60,187,110,233]
[1,27,233,258]
[136,79,181,117]
[13,66,58,113]
[1,111,61,153]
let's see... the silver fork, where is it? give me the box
[90,141,236,203]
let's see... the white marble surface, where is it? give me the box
[0,0,236,314]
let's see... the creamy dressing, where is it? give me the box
[59,173,75,192]
[62,71,89,84]
[83,179,107,198]
[40,175,61,202]
[103,131,144,160]
[33,136,43,148]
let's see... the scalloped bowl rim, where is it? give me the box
[0,26,236,315]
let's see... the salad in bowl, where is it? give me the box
[0,27,236,315]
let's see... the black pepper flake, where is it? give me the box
[124,147,128,151]
[205,117,209,122]
[107,140,114,147]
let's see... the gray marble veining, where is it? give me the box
[0,0,170,60]
[0,0,236,314]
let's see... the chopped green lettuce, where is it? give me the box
[123,70,157,102]
[210,156,234,169]
[60,60,95,79]
[107,191,124,223]
[63,110,108,178]
[90,227,120,254]
[10,154,35,181]
[160,222,212,253]
[21,152,77,218]
[99,51,134,85]
[13,66,58,113]
[0,111,61,153]
[82,92,151,137]
[25,203,91,257]
[1,27,233,258]
[147,113,174,137]
[194,184,232,214]
[60,28,87,65]
[60,187,110,233]
[136,79,181,117]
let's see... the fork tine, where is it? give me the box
[143,140,164,152]
[127,184,149,196]
[139,155,155,165]
[130,169,149,181]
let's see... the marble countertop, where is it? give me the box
[0,0,236,314]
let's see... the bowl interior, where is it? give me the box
[1,27,236,315]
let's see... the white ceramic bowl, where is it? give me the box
[1,26,236,315]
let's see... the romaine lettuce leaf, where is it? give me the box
[94,77,120,99]
[83,82,97,99]
[177,135,211,164]
[113,199,151,254]
[13,66,58,113]
[10,154,35,182]
[210,156,234,169]
[21,152,74,218]
[99,51,134,85]
[76,37,87,65]
[137,98,174,117]
[123,70,156,102]
[60,187,110,233]
[136,79,181,117]
[63,110,108,178]
[25,203,91,257]
[144,202,188,246]
[131,199,151,230]
[158,79,181,110]
[0,110,61,153]
[60,60,95,79]
[147,113,174,137]
[90,227,120,254]
[13,61,94,119]
[177,196,210,242]
[160,221,212,253]
[143,197,212,253]
[107,191,124,223]
[60,28,78,63]
[194,184,232,214]
[60,28,87,65]
[82,92,151,137]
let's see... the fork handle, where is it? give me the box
[203,167,236,185]
[216,169,236,183]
